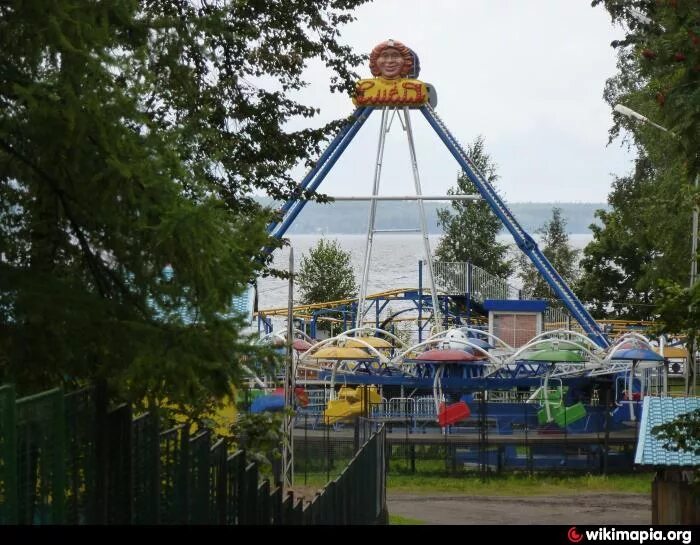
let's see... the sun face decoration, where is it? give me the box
[369,39,420,80]
[353,39,431,107]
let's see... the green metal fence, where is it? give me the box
[16,388,65,524]
[0,384,387,525]
[0,385,17,524]
[64,387,97,524]
[132,411,159,524]
[159,424,189,524]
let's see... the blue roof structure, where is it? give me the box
[231,285,255,324]
[150,267,255,325]
[635,396,700,467]
[483,299,548,313]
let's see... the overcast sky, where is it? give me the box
[284,0,634,203]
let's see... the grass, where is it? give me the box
[295,469,653,496]
[387,472,653,496]
[668,378,690,395]
[389,514,426,525]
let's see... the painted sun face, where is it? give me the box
[375,47,405,79]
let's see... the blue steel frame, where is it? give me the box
[419,105,609,348]
[264,102,608,348]
[266,107,373,242]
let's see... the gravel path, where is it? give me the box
[388,493,651,525]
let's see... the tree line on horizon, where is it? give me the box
[255,196,609,236]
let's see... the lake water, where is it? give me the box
[258,233,593,310]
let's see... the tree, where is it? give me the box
[592,0,700,161]
[577,154,690,320]
[585,2,698,320]
[653,280,700,394]
[0,0,367,416]
[297,239,357,306]
[518,208,579,301]
[590,1,700,393]
[434,136,513,279]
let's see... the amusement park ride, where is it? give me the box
[249,40,679,473]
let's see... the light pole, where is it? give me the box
[614,103,699,394]
[614,104,699,288]
[613,104,677,137]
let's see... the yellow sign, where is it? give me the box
[352,78,429,107]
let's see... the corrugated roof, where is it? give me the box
[150,284,255,325]
[230,286,255,324]
[635,396,700,467]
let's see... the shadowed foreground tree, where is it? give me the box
[577,156,690,320]
[0,0,368,416]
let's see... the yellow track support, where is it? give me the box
[255,287,425,317]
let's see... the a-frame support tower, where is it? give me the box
[265,105,609,349]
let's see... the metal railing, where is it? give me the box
[433,261,521,303]
[0,384,387,525]
[544,306,585,335]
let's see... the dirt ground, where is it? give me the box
[387,493,651,525]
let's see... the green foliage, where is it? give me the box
[578,156,691,319]
[434,136,513,279]
[297,238,358,305]
[0,0,367,417]
[386,470,653,495]
[652,408,700,456]
[580,2,699,320]
[232,409,290,475]
[518,208,579,301]
[655,280,700,335]
[297,462,653,495]
[389,514,426,525]
[592,0,700,161]
[653,280,700,393]
[390,319,415,348]
[590,0,700,423]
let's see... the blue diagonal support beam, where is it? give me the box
[265,108,372,244]
[420,105,609,348]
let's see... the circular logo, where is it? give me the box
[568,527,584,543]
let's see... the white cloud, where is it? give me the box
[284,0,635,202]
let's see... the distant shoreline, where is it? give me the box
[260,199,607,236]
[281,231,596,236]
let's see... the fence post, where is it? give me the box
[94,380,108,524]
[106,404,132,524]
[176,426,190,524]
[271,485,283,525]
[234,451,246,524]
[244,462,258,524]
[283,490,294,524]
[258,480,271,525]
[0,385,17,524]
[210,440,227,525]
[188,431,210,524]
